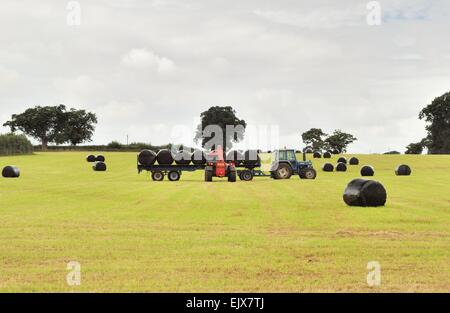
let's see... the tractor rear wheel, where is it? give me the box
[299,168,317,180]
[205,169,213,182]
[228,170,237,182]
[275,164,292,179]
[152,171,164,181]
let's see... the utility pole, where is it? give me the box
[126,134,129,146]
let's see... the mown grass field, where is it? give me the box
[0,152,449,292]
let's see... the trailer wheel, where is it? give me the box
[240,170,253,181]
[168,171,181,181]
[205,169,213,182]
[275,163,292,179]
[152,171,164,181]
[300,168,317,180]
[228,170,237,182]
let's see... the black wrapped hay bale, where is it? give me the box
[93,162,107,171]
[156,149,174,165]
[323,151,332,159]
[226,150,244,165]
[2,166,20,178]
[305,148,313,154]
[322,163,334,172]
[336,162,347,172]
[138,150,157,166]
[243,150,261,167]
[191,150,206,165]
[332,149,340,154]
[174,150,192,165]
[343,179,387,207]
[349,157,359,165]
[361,165,375,176]
[396,164,412,176]
[313,151,322,158]
[337,157,347,164]
[96,155,105,162]
[86,155,96,162]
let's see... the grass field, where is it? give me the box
[0,152,449,292]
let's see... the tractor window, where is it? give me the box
[278,150,287,160]
[287,150,296,160]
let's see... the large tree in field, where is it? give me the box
[3,105,97,149]
[419,91,450,154]
[194,106,246,150]
[301,128,327,151]
[324,130,357,153]
[405,142,424,155]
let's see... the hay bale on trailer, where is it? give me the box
[313,151,322,158]
[2,166,20,178]
[323,151,332,159]
[337,157,347,164]
[86,155,96,162]
[322,163,334,172]
[243,150,261,168]
[349,157,359,165]
[396,164,412,176]
[156,149,174,165]
[93,162,107,171]
[191,150,206,165]
[138,150,157,166]
[174,150,192,165]
[96,155,105,162]
[343,179,387,207]
[336,162,347,172]
[305,148,313,154]
[332,149,340,154]
[361,165,374,176]
[226,150,244,166]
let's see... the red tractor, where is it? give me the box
[204,146,237,182]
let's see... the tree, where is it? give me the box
[62,109,97,146]
[3,105,97,149]
[301,128,327,151]
[419,91,450,154]
[405,142,423,155]
[194,106,246,150]
[323,130,357,153]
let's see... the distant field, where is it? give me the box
[0,152,449,292]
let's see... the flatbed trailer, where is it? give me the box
[137,157,262,181]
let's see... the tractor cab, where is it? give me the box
[270,149,317,180]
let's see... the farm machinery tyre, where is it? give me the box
[205,169,213,182]
[151,171,165,181]
[299,168,317,180]
[228,170,237,182]
[274,163,292,179]
[239,170,253,181]
[168,171,181,181]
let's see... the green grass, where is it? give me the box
[0,152,449,292]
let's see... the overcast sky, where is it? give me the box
[1,0,449,152]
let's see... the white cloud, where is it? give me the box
[122,48,176,74]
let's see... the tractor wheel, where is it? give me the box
[275,164,292,179]
[152,171,164,181]
[205,169,213,182]
[240,170,253,181]
[228,170,237,182]
[168,171,181,181]
[300,168,317,180]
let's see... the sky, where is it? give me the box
[1,0,449,153]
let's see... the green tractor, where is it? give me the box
[270,149,317,180]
